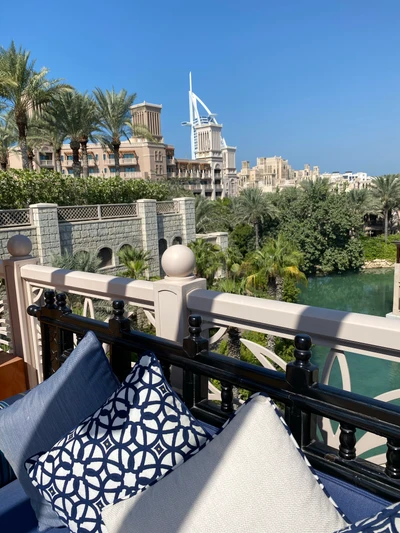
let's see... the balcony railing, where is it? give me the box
[39,160,54,167]
[1,238,400,466]
[57,203,138,222]
[0,209,30,227]
[119,157,137,165]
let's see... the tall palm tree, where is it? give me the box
[347,188,378,233]
[371,175,400,242]
[246,233,306,301]
[28,100,68,173]
[188,239,223,288]
[93,88,153,176]
[55,92,100,177]
[0,41,72,169]
[118,245,151,279]
[0,113,17,170]
[233,188,278,249]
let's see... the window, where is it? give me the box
[87,154,94,160]
[68,169,74,175]
[60,155,64,162]
[109,154,115,159]
[39,152,52,161]
[98,247,113,268]
[103,154,106,161]
[95,154,99,160]
[124,167,136,172]
[110,167,116,173]
[104,168,108,174]
[123,153,135,159]
[172,236,182,245]
[89,168,97,174]
[67,155,73,161]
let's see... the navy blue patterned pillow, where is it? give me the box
[0,400,17,488]
[334,501,400,532]
[26,352,210,533]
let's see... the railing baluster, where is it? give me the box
[386,439,400,478]
[339,423,357,460]
[183,315,209,408]
[220,381,234,413]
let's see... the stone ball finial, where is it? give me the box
[162,244,195,278]
[7,235,32,257]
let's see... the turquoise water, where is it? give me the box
[298,268,399,399]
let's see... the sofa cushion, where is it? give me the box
[0,479,68,533]
[102,393,348,533]
[26,351,210,533]
[0,331,119,532]
[317,470,391,523]
[334,501,400,532]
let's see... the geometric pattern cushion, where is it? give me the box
[26,352,210,533]
[0,331,119,532]
[102,393,348,533]
[334,501,400,532]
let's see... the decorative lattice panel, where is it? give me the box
[100,204,137,219]
[0,209,30,227]
[58,205,98,222]
[156,201,177,214]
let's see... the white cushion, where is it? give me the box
[102,394,348,533]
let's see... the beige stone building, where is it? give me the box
[8,101,238,199]
[238,158,321,191]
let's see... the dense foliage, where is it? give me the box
[0,169,186,208]
[360,234,398,262]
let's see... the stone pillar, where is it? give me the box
[174,197,196,245]
[29,203,61,265]
[136,199,159,277]
[153,244,206,393]
[215,232,229,251]
[2,235,40,387]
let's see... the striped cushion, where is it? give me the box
[0,394,27,488]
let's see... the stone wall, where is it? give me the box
[0,198,196,277]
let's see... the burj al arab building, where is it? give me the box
[181,73,238,198]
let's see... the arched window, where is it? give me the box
[172,236,182,245]
[98,247,113,268]
[159,238,168,275]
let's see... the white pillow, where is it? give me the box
[102,394,348,533]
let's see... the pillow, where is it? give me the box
[26,352,210,533]
[0,331,119,532]
[334,501,400,532]
[102,393,349,533]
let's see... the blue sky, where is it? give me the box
[2,0,400,175]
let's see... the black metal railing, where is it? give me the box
[27,290,400,502]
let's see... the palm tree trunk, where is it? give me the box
[254,223,259,249]
[55,148,62,173]
[113,142,121,176]
[27,147,34,171]
[275,276,284,302]
[16,118,29,169]
[80,139,88,178]
[0,160,7,171]
[384,209,389,243]
[70,140,81,178]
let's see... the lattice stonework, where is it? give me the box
[156,201,177,214]
[100,204,137,219]
[58,205,98,222]
[0,209,30,227]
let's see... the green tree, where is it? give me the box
[234,188,278,249]
[371,175,400,242]
[55,91,100,177]
[188,239,223,288]
[246,233,306,301]
[0,113,17,170]
[118,245,151,279]
[0,41,71,169]
[93,87,153,176]
[194,195,215,233]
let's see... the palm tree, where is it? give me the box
[28,100,68,173]
[55,92,100,177]
[347,188,378,233]
[233,188,278,249]
[52,250,101,272]
[93,88,153,176]
[118,245,151,279]
[188,239,223,288]
[371,175,400,242]
[300,177,331,200]
[246,233,306,301]
[0,113,17,170]
[195,195,215,233]
[0,41,72,169]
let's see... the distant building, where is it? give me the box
[238,158,320,191]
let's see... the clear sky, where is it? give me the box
[2,0,400,175]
